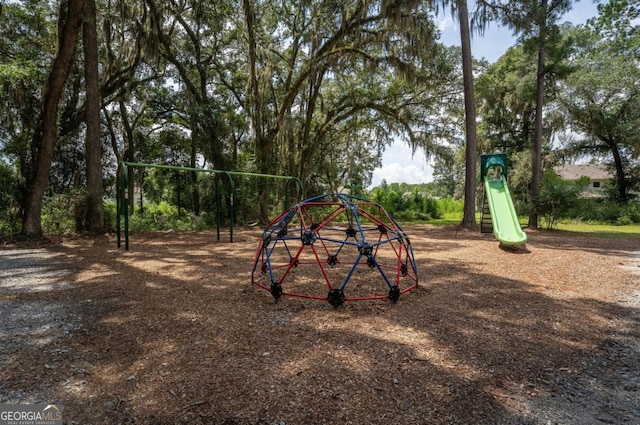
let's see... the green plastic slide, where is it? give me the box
[484,177,527,245]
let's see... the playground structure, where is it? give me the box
[251,193,419,306]
[480,153,528,245]
[116,162,303,250]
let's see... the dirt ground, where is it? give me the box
[1,225,639,424]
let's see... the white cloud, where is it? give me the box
[437,16,456,33]
[369,144,433,188]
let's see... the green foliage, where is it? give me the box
[564,199,640,225]
[536,170,588,229]
[127,201,208,232]
[431,155,464,199]
[41,192,84,234]
[557,24,640,202]
[589,0,640,57]
[368,182,463,222]
[103,201,117,230]
[39,189,114,234]
[3,0,638,236]
[475,45,537,155]
[37,192,119,235]
[0,162,20,238]
[436,197,464,215]
[0,1,55,194]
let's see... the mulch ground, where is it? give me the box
[0,225,638,424]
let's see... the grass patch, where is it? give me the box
[427,212,465,226]
[421,213,640,239]
[555,221,640,239]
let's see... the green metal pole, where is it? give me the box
[116,165,121,248]
[222,172,234,243]
[122,161,303,184]
[215,178,221,241]
[123,163,130,251]
[285,177,304,207]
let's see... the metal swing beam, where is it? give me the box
[116,161,303,250]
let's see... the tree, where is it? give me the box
[476,45,537,156]
[537,169,588,228]
[431,153,464,198]
[22,0,86,235]
[557,25,640,202]
[101,0,163,214]
[241,0,447,223]
[0,161,20,237]
[83,0,104,232]
[0,0,55,214]
[590,0,640,58]
[484,0,575,228]
[146,0,237,215]
[302,43,463,196]
[432,0,495,229]
[457,0,479,229]
[3,0,498,231]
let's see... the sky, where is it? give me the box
[368,1,602,189]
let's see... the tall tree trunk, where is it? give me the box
[104,107,130,217]
[176,172,182,216]
[609,140,628,202]
[119,99,135,214]
[458,0,478,229]
[190,139,200,215]
[83,0,104,232]
[242,0,271,224]
[22,0,86,235]
[528,14,547,229]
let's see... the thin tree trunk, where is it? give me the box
[118,99,135,214]
[104,107,129,218]
[609,140,628,202]
[83,0,104,232]
[22,0,86,235]
[458,0,478,229]
[190,140,200,215]
[529,21,546,229]
[242,0,271,224]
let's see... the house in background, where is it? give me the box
[553,164,612,197]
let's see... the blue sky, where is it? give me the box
[369,1,602,188]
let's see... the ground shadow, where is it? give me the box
[0,228,638,424]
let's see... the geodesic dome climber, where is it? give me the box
[251,193,419,306]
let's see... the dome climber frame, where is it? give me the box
[251,193,419,306]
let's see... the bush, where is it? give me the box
[125,201,208,232]
[435,197,463,215]
[41,192,81,234]
[368,184,452,222]
[537,171,588,229]
[565,199,640,224]
[616,215,633,226]
[104,201,117,230]
[0,163,20,238]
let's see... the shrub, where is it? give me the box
[616,215,633,226]
[369,183,452,222]
[103,201,117,230]
[125,201,209,232]
[0,163,20,238]
[537,171,588,229]
[435,197,463,215]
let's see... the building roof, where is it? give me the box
[554,164,612,181]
